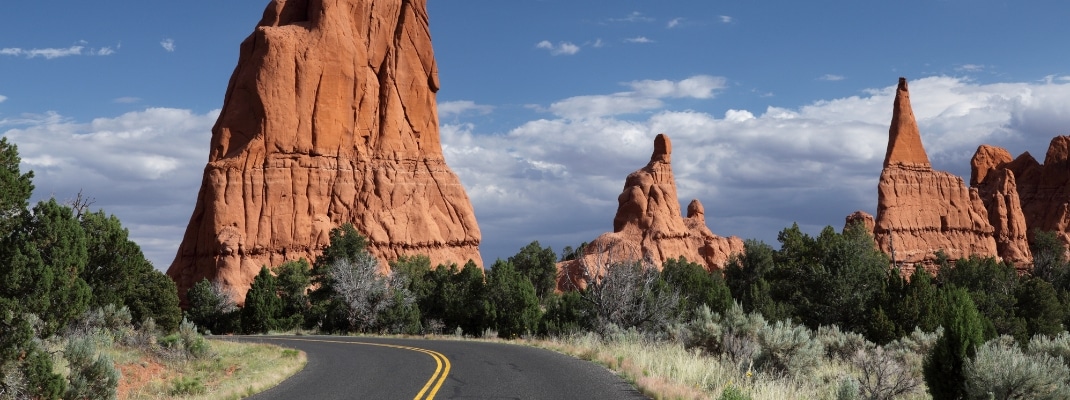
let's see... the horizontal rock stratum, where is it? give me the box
[168,0,482,303]
[559,134,744,290]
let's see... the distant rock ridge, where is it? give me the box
[168,0,482,304]
[558,134,744,290]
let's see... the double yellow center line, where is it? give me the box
[266,337,451,400]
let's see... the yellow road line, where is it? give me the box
[257,337,450,400]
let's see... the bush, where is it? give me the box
[1027,331,1070,366]
[681,304,763,367]
[63,337,119,400]
[817,324,870,361]
[169,376,206,396]
[755,319,823,377]
[851,345,924,400]
[964,335,1070,399]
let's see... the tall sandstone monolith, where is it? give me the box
[869,78,1015,269]
[168,0,482,303]
[557,134,744,290]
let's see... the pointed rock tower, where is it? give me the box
[872,78,1007,270]
[168,0,482,303]
[558,134,743,290]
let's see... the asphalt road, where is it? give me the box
[224,335,648,400]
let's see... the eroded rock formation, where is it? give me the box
[866,78,1015,268]
[168,0,482,303]
[558,134,744,290]
[973,136,1070,254]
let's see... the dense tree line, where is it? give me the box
[0,138,182,398]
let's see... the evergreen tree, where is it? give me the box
[185,279,238,334]
[273,259,311,331]
[79,210,181,331]
[241,267,281,334]
[901,267,943,333]
[1030,230,1068,286]
[486,260,541,338]
[131,270,183,332]
[0,199,91,336]
[1015,277,1065,340]
[662,256,732,317]
[508,241,558,302]
[448,260,491,336]
[924,287,986,400]
[0,137,34,236]
[938,256,1024,341]
[539,290,594,336]
[724,239,778,314]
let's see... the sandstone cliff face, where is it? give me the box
[558,134,744,290]
[871,78,1006,268]
[168,0,482,303]
[974,136,1070,254]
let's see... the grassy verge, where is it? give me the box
[516,333,929,400]
[112,339,305,400]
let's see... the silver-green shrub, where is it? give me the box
[964,335,1070,400]
[63,336,119,400]
[817,325,871,361]
[1027,331,1070,366]
[756,319,824,376]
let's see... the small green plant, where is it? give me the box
[719,384,751,400]
[282,348,300,358]
[169,376,207,396]
[64,337,120,400]
[835,376,859,400]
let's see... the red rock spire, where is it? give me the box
[884,77,931,169]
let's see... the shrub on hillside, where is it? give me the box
[755,319,824,376]
[964,335,1070,399]
[63,336,119,400]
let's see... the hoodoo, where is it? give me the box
[168,0,482,303]
[869,78,1008,269]
[558,134,743,290]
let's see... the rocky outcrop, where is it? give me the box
[558,134,743,290]
[168,0,482,304]
[845,211,875,234]
[970,146,1032,265]
[973,136,1070,255]
[870,78,1008,268]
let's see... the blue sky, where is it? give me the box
[3,1,1070,269]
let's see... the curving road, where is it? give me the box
[224,335,647,400]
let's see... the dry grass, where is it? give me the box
[517,333,931,400]
[113,339,305,400]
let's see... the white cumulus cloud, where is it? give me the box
[819,74,846,81]
[625,37,654,44]
[549,75,726,119]
[0,95,6,103]
[720,15,734,23]
[1,42,118,59]
[536,40,580,56]
[667,18,684,29]
[3,108,217,268]
[161,39,175,52]
[438,100,493,117]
